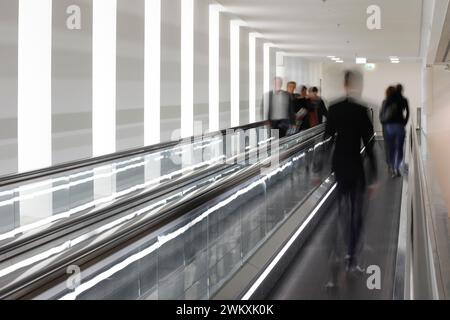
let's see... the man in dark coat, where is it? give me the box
[325,70,378,287]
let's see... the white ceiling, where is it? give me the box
[218,0,424,63]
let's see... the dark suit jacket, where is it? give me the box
[325,97,377,191]
[307,98,329,128]
[317,99,329,125]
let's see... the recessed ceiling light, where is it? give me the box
[356,57,367,64]
[336,60,344,63]
[327,56,335,58]
[332,57,340,61]
[391,60,400,64]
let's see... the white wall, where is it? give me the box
[52,0,93,164]
[239,27,250,126]
[255,37,264,122]
[160,0,182,142]
[194,0,210,133]
[321,62,422,134]
[218,13,231,130]
[0,0,283,176]
[282,57,323,91]
[427,65,450,212]
[116,0,145,152]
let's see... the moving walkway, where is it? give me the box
[0,124,446,300]
[231,128,449,301]
[0,122,329,299]
[267,142,402,300]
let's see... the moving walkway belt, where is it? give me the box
[266,142,403,300]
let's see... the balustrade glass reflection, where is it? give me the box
[0,126,269,244]
[42,131,332,300]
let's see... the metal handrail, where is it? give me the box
[0,126,326,299]
[0,121,267,188]
[394,127,445,300]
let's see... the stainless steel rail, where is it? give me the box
[0,121,267,187]
[394,127,449,300]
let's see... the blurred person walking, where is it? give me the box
[286,81,302,136]
[379,86,397,169]
[324,70,378,289]
[308,87,328,127]
[380,84,410,177]
[297,85,311,131]
[286,81,299,98]
[265,77,294,138]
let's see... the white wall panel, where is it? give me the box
[429,65,450,213]
[52,0,93,165]
[144,0,161,146]
[161,0,182,142]
[193,0,210,134]
[249,33,258,123]
[181,0,194,138]
[18,0,52,171]
[209,4,221,132]
[239,27,250,126]
[17,0,53,233]
[255,38,264,122]
[116,0,145,151]
[92,0,117,157]
[283,56,322,91]
[219,13,231,130]
[230,20,240,128]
